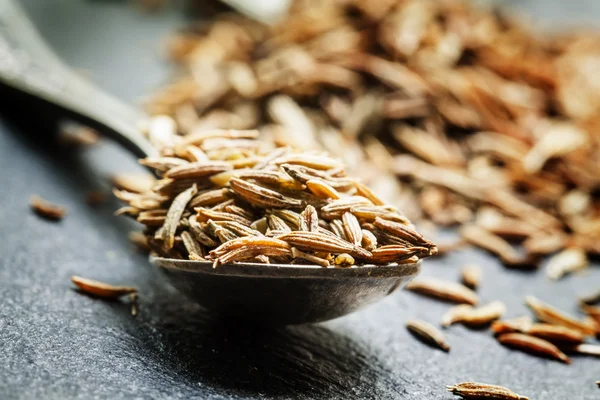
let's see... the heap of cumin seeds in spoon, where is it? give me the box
[115,129,436,267]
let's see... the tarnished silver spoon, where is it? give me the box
[0,0,420,325]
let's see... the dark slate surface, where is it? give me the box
[1,1,599,399]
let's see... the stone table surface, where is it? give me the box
[1,1,599,399]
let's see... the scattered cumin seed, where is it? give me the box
[447,382,529,400]
[447,301,506,327]
[85,191,106,206]
[406,277,478,305]
[406,319,450,352]
[30,195,66,221]
[497,333,571,364]
[57,124,99,147]
[525,295,597,336]
[71,275,137,299]
[460,264,481,290]
[579,290,600,306]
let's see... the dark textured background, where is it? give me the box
[1,1,599,399]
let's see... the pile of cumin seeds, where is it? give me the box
[115,129,437,267]
[142,0,600,277]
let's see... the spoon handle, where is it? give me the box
[0,0,155,158]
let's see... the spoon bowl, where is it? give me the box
[0,0,422,325]
[153,257,420,325]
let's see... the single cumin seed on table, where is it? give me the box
[71,276,137,299]
[525,295,598,335]
[447,382,529,400]
[406,277,479,305]
[496,332,572,364]
[405,319,450,352]
[460,264,481,290]
[30,195,66,221]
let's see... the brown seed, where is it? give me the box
[112,172,156,194]
[139,156,189,172]
[367,245,429,264]
[275,231,372,258]
[269,209,302,230]
[525,296,598,336]
[267,214,292,233]
[212,245,291,267]
[165,161,232,180]
[353,180,385,205]
[299,205,319,232]
[342,212,362,246]
[189,188,229,208]
[569,344,600,357]
[447,382,529,400]
[406,278,479,305]
[85,191,106,206]
[445,301,505,327]
[160,184,197,249]
[213,220,263,238]
[579,290,600,306]
[329,219,348,241]
[460,264,481,290]
[527,324,585,345]
[497,333,572,364]
[523,233,568,256]
[351,206,409,224]
[224,204,255,221]
[57,124,100,147]
[406,319,450,352]
[209,236,291,258]
[491,317,534,335]
[373,217,434,249]
[360,229,378,251]
[546,248,588,280]
[71,276,137,299]
[440,305,472,328]
[30,195,66,221]
[580,304,600,325]
[273,153,344,170]
[229,178,303,209]
[195,207,253,226]
[460,225,521,265]
[181,231,206,260]
[306,179,341,199]
[188,215,218,247]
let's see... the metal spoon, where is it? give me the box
[0,0,420,325]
